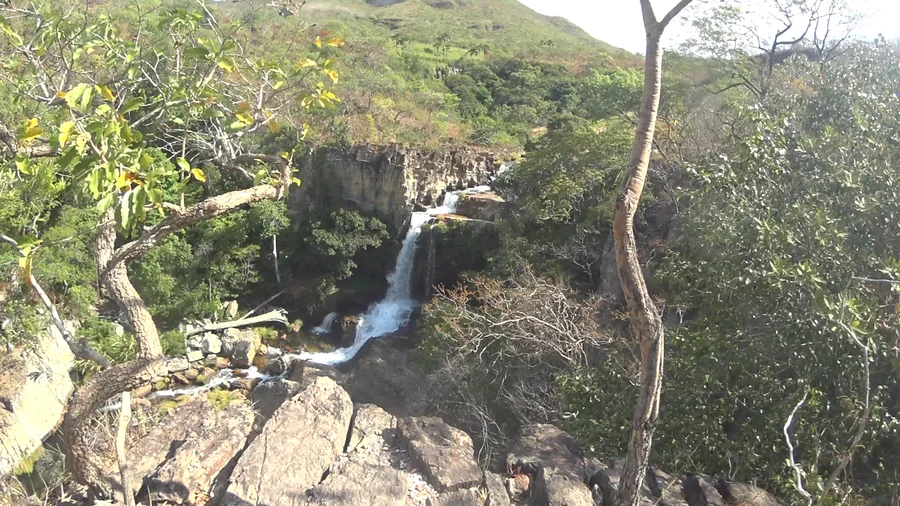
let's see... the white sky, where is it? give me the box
[518,0,900,54]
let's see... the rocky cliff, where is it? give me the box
[292,144,502,228]
[0,324,75,477]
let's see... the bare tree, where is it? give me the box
[612,2,692,506]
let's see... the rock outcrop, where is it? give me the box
[294,144,502,228]
[0,323,74,477]
[398,416,483,493]
[505,424,595,506]
[222,376,353,505]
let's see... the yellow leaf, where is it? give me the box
[56,90,66,99]
[326,69,339,84]
[315,36,322,49]
[236,112,254,125]
[98,85,116,101]
[326,36,345,47]
[58,121,75,148]
[191,168,206,182]
[268,119,281,134]
[19,255,32,287]
[20,118,42,145]
[297,58,317,68]
[116,171,136,189]
[279,151,290,160]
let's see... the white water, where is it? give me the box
[285,211,434,365]
[311,311,339,334]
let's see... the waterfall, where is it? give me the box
[311,312,339,334]
[286,212,433,365]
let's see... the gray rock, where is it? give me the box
[222,376,353,505]
[348,404,397,455]
[305,458,408,506]
[222,328,260,367]
[484,471,510,506]
[397,416,482,493]
[427,488,482,506]
[714,479,783,506]
[201,333,222,355]
[682,474,725,506]
[505,424,594,506]
[591,458,656,506]
[250,377,302,430]
[101,396,217,495]
[147,401,254,504]
[166,356,190,373]
[186,349,204,363]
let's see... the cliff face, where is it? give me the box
[293,144,501,228]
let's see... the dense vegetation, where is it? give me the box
[1,0,898,504]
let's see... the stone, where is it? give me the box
[591,458,656,506]
[229,377,258,392]
[348,404,397,455]
[166,356,190,373]
[201,333,222,355]
[0,324,75,476]
[132,384,153,398]
[288,361,345,387]
[305,458,408,506]
[172,373,191,385]
[222,376,353,506]
[485,471,510,506]
[221,300,239,319]
[682,474,725,506]
[505,424,594,506]
[222,328,260,367]
[397,416,482,492]
[183,368,199,382]
[338,315,360,347]
[714,480,783,506]
[507,474,531,503]
[147,401,254,504]
[427,488,482,506]
[343,338,422,415]
[250,377,302,430]
[455,191,507,221]
[112,323,125,337]
[186,349,204,362]
[101,395,217,494]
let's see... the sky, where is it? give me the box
[518,0,900,54]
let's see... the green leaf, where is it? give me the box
[183,46,210,58]
[120,97,144,114]
[176,157,191,172]
[148,188,163,205]
[80,85,94,111]
[58,121,76,148]
[217,58,236,73]
[97,192,115,214]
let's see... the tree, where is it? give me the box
[0,2,342,499]
[612,2,692,506]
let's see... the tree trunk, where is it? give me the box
[273,234,281,284]
[612,2,691,506]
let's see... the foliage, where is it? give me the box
[73,316,136,377]
[0,298,45,349]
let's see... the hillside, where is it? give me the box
[204,0,636,149]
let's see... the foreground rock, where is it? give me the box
[398,416,483,493]
[506,424,595,506]
[0,324,74,477]
[222,376,353,505]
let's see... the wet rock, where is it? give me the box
[505,424,594,506]
[397,416,482,492]
[166,356,190,373]
[427,488,482,506]
[338,315,360,347]
[288,361,345,387]
[485,471,510,506]
[229,377,259,392]
[222,328,260,367]
[132,384,153,398]
[147,401,254,504]
[250,377,302,430]
[222,376,353,505]
[201,333,222,355]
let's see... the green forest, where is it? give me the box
[0,0,898,505]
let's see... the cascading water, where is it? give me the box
[285,211,433,365]
[312,311,339,334]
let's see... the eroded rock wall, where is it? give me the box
[293,144,501,228]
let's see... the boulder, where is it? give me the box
[222,328,261,367]
[682,474,725,506]
[0,324,74,477]
[455,191,507,222]
[397,416,482,493]
[344,338,422,415]
[714,480,783,506]
[305,458,408,506]
[101,395,217,494]
[222,376,353,505]
[186,349,204,363]
[427,488,482,506]
[484,471,511,506]
[146,401,254,504]
[338,315,360,347]
[348,404,397,456]
[505,424,595,506]
[166,356,190,373]
[200,333,222,355]
[591,458,657,506]
[249,377,302,430]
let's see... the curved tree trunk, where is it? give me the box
[613,2,692,506]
